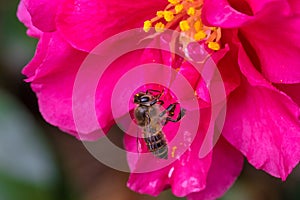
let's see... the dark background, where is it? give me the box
[0,0,299,199]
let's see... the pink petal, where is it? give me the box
[240,1,300,83]
[126,154,171,196]
[24,32,87,137]
[22,33,50,80]
[287,0,300,14]
[187,137,244,200]
[185,43,236,106]
[177,61,200,89]
[94,50,149,131]
[16,0,42,38]
[213,44,241,96]
[275,83,300,108]
[202,0,253,28]
[223,81,300,180]
[21,0,60,32]
[191,42,239,108]
[242,0,290,14]
[175,61,211,107]
[222,46,300,180]
[205,0,300,83]
[23,32,119,139]
[57,0,167,51]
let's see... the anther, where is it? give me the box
[194,31,207,41]
[168,0,179,5]
[143,20,152,32]
[175,4,184,13]
[208,42,220,51]
[179,20,190,31]
[187,7,195,16]
[156,11,164,17]
[155,22,165,32]
[164,11,175,22]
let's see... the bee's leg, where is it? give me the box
[150,99,164,106]
[155,100,164,106]
[159,103,178,117]
[166,108,186,123]
[160,103,186,125]
[157,100,164,106]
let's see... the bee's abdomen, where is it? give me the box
[144,131,168,159]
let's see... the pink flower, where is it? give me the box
[17,0,300,199]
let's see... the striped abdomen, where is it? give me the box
[143,130,168,159]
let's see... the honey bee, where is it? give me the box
[133,89,186,159]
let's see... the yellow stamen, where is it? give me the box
[143,20,152,32]
[175,4,184,14]
[155,22,165,32]
[164,11,175,22]
[156,10,164,18]
[168,0,179,5]
[194,20,202,32]
[143,0,223,52]
[187,7,195,16]
[208,42,220,51]
[194,30,207,41]
[179,20,190,31]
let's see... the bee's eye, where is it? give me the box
[140,96,150,103]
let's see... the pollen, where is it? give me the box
[187,7,195,16]
[143,0,222,51]
[168,0,179,5]
[164,11,175,22]
[175,4,184,13]
[143,20,152,32]
[171,146,177,158]
[180,20,190,31]
[194,30,207,41]
[155,22,165,32]
[194,20,202,32]
[156,10,164,18]
[208,42,220,51]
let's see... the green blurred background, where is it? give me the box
[0,0,299,199]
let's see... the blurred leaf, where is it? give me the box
[0,89,59,200]
[157,190,185,200]
[0,0,37,74]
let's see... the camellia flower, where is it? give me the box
[17,0,300,199]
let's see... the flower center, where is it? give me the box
[143,0,222,51]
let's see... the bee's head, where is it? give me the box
[134,92,152,105]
